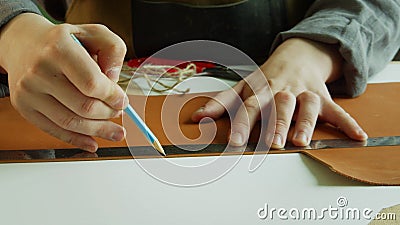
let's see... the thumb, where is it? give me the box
[74,24,127,82]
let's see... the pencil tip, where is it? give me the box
[153,140,166,156]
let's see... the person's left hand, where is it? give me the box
[192,38,368,148]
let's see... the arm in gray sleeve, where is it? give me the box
[0,0,41,28]
[0,0,41,98]
[271,0,400,97]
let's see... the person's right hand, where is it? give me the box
[0,13,129,152]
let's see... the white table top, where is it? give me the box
[0,63,399,225]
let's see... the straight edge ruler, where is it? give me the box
[0,136,399,163]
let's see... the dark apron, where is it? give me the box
[132,0,288,64]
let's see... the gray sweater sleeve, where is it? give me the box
[271,0,400,97]
[0,0,41,28]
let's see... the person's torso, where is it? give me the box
[66,0,313,63]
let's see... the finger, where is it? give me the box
[33,93,126,142]
[229,95,261,146]
[74,24,127,82]
[35,72,121,120]
[321,100,368,140]
[271,91,296,149]
[54,26,128,110]
[28,110,98,152]
[191,80,245,122]
[292,91,320,146]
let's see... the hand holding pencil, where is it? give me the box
[72,33,165,155]
[0,13,141,152]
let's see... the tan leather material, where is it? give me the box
[1,83,400,185]
[1,82,400,144]
[303,147,400,185]
[312,82,400,140]
[0,97,126,150]
[301,82,400,186]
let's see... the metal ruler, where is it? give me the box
[0,136,399,163]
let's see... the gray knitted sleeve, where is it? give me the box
[0,0,41,28]
[271,0,400,97]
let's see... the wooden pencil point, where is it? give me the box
[153,140,165,156]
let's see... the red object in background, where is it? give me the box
[127,57,216,73]
[126,57,245,81]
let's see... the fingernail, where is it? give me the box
[82,145,97,153]
[195,107,205,114]
[358,129,368,140]
[230,132,244,146]
[106,66,122,82]
[293,132,309,145]
[111,128,126,141]
[272,134,283,148]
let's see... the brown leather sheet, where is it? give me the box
[0,83,399,185]
[303,82,400,185]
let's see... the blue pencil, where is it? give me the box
[123,104,165,155]
[70,34,165,155]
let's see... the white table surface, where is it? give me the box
[0,63,399,225]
